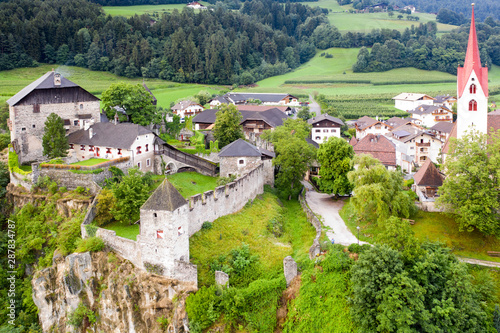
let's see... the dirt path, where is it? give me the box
[302,182,367,246]
[457,257,500,268]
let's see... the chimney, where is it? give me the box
[54,73,61,86]
[376,116,379,121]
[114,112,119,125]
[89,128,93,139]
[84,120,91,131]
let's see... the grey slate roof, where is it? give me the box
[141,179,187,211]
[307,114,344,126]
[193,108,288,128]
[213,93,297,104]
[171,100,202,111]
[434,95,455,104]
[410,104,451,115]
[218,139,262,157]
[430,122,455,133]
[306,138,319,148]
[67,122,152,149]
[7,71,81,106]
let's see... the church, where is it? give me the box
[443,4,500,158]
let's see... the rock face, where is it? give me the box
[32,251,196,332]
[283,256,298,287]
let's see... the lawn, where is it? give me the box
[70,158,109,166]
[101,221,140,241]
[190,189,316,286]
[339,198,500,263]
[166,171,218,198]
[102,2,210,17]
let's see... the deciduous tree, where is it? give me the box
[316,137,353,196]
[42,113,68,159]
[437,129,500,235]
[213,104,244,148]
[111,168,150,225]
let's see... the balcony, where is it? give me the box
[416,142,430,147]
[434,117,452,122]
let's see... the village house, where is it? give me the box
[393,93,434,111]
[430,122,455,142]
[354,116,392,139]
[209,93,300,108]
[351,134,397,170]
[236,105,294,115]
[434,95,456,110]
[307,114,344,144]
[187,1,207,9]
[7,70,100,163]
[408,104,454,128]
[412,159,443,202]
[171,100,204,120]
[192,107,288,139]
[66,122,156,172]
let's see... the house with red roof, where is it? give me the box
[351,134,396,170]
[354,116,392,139]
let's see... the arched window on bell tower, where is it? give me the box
[469,100,477,111]
[469,84,476,94]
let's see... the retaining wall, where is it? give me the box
[299,188,322,259]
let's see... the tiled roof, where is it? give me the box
[392,93,434,101]
[353,134,396,166]
[434,95,456,104]
[171,100,202,111]
[218,138,262,157]
[236,105,290,112]
[141,180,187,211]
[488,111,500,134]
[307,114,344,126]
[410,104,451,115]
[385,117,408,128]
[67,122,152,149]
[355,116,379,130]
[413,159,443,187]
[430,122,455,133]
[193,108,288,128]
[349,137,358,146]
[7,71,84,106]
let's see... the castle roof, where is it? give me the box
[218,138,263,157]
[457,4,488,98]
[413,159,443,187]
[141,179,187,211]
[7,71,89,106]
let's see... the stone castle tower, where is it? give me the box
[456,4,489,138]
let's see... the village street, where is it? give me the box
[301,181,368,246]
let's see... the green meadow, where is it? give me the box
[102,2,210,17]
[0,64,225,108]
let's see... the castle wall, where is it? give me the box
[96,229,142,268]
[10,100,100,163]
[219,156,262,178]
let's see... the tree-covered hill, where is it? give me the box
[0,0,327,85]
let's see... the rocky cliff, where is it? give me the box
[32,251,196,333]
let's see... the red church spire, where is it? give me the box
[457,3,488,97]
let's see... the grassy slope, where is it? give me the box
[101,221,140,240]
[102,2,210,17]
[0,64,225,108]
[190,190,316,286]
[340,198,500,262]
[166,171,218,198]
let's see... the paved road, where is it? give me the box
[308,95,321,116]
[302,182,367,246]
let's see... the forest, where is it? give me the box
[352,17,500,75]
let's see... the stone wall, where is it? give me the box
[186,163,265,236]
[96,229,142,268]
[219,155,262,179]
[299,188,322,259]
[9,170,34,191]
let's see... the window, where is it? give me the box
[106,148,111,154]
[89,145,94,151]
[117,149,122,155]
[80,145,85,151]
[156,230,164,239]
[73,120,79,126]
[315,129,320,133]
[178,226,184,236]
[315,136,320,140]
[32,124,36,128]
[137,162,141,169]
[239,159,244,165]
[21,127,26,131]
[145,144,149,152]
[469,100,477,111]
[331,129,336,133]
[323,129,328,133]
[79,104,83,110]
[153,213,157,218]
[146,159,151,167]
[69,144,74,149]
[136,137,139,141]
[136,146,142,154]
[470,84,476,94]
[33,104,40,113]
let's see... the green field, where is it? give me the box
[0,64,225,108]
[70,158,109,166]
[166,171,218,198]
[102,2,210,17]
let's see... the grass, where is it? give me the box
[0,64,225,110]
[149,174,166,192]
[70,158,109,166]
[189,189,316,286]
[102,2,210,17]
[340,198,500,262]
[19,165,32,172]
[101,221,140,241]
[166,171,218,198]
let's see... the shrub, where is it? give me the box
[35,175,51,190]
[94,189,116,226]
[217,174,237,186]
[267,216,284,237]
[201,221,213,230]
[75,186,85,194]
[85,224,98,237]
[59,186,67,193]
[67,302,96,328]
[186,285,222,331]
[75,237,105,252]
[7,144,31,175]
[48,181,58,195]
[56,214,84,256]
[0,133,10,151]
[46,158,65,164]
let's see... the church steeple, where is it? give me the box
[456,3,489,138]
[457,3,488,98]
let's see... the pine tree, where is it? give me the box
[42,113,68,159]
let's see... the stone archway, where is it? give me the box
[165,162,177,175]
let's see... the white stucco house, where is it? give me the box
[307,114,344,144]
[393,93,435,111]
